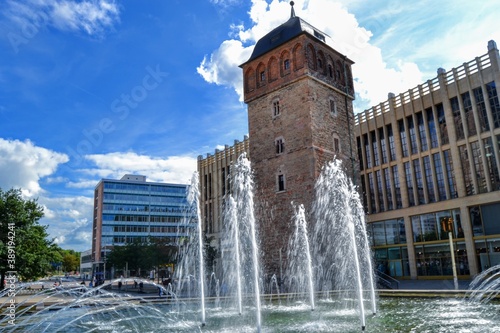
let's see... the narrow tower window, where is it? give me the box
[273,100,280,117]
[277,174,285,192]
[276,137,285,154]
[334,137,340,154]
[329,97,337,116]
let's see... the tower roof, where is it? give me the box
[241,15,332,67]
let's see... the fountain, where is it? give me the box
[188,171,207,326]
[310,159,377,321]
[222,153,262,332]
[2,156,500,332]
[467,264,500,303]
[286,203,315,311]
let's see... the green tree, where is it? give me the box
[204,235,218,274]
[106,238,178,280]
[0,188,57,289]
[61,251,80,273]
[148,238,178,282]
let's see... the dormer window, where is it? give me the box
[314,30,325,42]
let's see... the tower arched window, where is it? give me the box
[281,50,291,76]
[293,43,304,70]
[244,67,255,93]
[268,57,279,82]
[272,98,281,117]
[284,59,290,70]
[307,44,316,70]
[257,63,266,87]
[275,137,285,154]
[333,133,341,155]
[277,173,286,192]
[317,51,326,74]
[329,97,338,116]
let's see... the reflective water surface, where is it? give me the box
[3,294,499,333]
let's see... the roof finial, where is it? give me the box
[290,1,296,18]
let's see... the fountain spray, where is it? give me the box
[188,172,206,326]
[228,196,243,315]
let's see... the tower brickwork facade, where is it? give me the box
[240,13,358,275]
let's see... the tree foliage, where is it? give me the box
[61,249,80,273]
[0,188,59,289]
[106,238,178,277]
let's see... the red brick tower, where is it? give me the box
[239,2,357,277]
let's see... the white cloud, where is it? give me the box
[51,0,120,35]
[0,138,94,251]
[83,151,198,185]
[198,40,252,101]
[40,195,94,250]
[199,0,494,112]
[4,0,120,37]
[0,138,68,196]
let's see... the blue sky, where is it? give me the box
[0,0,498,252]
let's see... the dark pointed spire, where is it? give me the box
[290,1,295,18]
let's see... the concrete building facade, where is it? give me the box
[356,40,500,279]
[80,249,92,280]
[197,137,250,255]
[91,174,192,277]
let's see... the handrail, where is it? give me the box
[376,270,400,289]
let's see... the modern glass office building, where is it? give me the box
[91,174,192,276]
[355,40,500,279]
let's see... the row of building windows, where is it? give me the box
[81,254,92,264]
[459,136,500,195]
[358,81,500,171]
[374,242,471,277]
[102,203,186,214]
[103,193,188,204]
[471,202,500,236]
[103,236,178,245]
[102,214,185,223]
[371,203,500,277]
[368,208,462,247]
[103,182,186,194]
[363,133,500,213]
[102,225,188,234]
[361,150,457,213]
[411,209,462,242]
